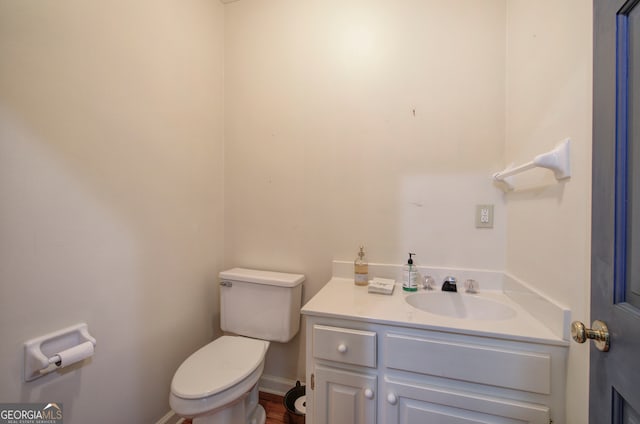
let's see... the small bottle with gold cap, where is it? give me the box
[354,246,369,286]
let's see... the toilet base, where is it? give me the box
[249,404,266,424]
[191,384,265,424]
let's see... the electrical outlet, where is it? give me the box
[475,204,494,228]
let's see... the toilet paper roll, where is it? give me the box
[54,341,94,368]
[294,396,306,415]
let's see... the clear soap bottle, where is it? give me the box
[354,246,369,286]
[402,252,418,292]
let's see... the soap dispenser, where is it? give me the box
[402,253,418,292]
[354,245,369,286]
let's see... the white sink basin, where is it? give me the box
[405,292,517,320]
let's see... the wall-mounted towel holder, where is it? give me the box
[24,323,96,382]
[493,138,571,191]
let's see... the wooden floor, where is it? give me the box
[181,392,290,424]
[260,392,289,424]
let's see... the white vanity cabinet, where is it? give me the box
[382,377,549,424]
[309,324,378,424]
[314,366,376,424]
[381,329,562,424]
[304,316,567,424]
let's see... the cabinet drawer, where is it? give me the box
[313,325,377,367]
[385,332,551,394]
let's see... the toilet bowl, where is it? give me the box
[169,268,304,424]
[170,336,270,423]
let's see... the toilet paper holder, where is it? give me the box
[24,323,96,382]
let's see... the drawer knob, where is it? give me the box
[364,388,374,399]
[337,343,348,353]
[387,393,398,405]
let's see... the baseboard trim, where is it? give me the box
[155,410,181,424]
[259,373,304,397]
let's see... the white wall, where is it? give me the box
[224,0,507,380]
[504,1,592,423]
[0,1,225,422]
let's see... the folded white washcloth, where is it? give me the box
[368,277,396,295]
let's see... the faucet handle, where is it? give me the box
[464,279,479,293]
[422,275,436,290]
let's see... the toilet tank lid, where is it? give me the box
[219,268,305,287]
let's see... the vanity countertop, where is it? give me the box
[302,277,568,347]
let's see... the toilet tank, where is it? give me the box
[219,268,305,343]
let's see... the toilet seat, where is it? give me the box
[172,336,269,399]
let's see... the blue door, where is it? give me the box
[591,0,640,422]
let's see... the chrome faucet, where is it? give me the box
[441,276,457,292]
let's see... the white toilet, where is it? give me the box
[170,268,304,424]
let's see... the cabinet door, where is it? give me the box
[314,365,377,424]
[383,378,549,424]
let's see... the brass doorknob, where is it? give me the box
[571,320,610,352]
